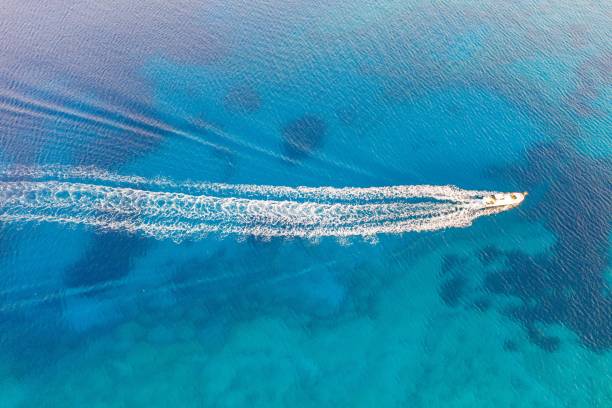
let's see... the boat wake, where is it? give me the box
[0,165,511,241]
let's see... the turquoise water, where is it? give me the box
[0,0,611,406]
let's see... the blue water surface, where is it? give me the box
[0,0,610,406]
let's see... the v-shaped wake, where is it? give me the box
[0,165,513,241]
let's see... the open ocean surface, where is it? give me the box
[0,1,610,406]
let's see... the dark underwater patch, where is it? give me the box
[483,142,611,352]
[526,325,560,352]
[503,339,519,352]
[473,297,491,312]
[484,251,555,301]
[224,85,262,114]
[281,115,327,160]
[441,253,468,274]
[439,275,468,307]
[477,245,503,265]
[64,233,148,293]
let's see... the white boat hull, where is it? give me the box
[482,192,527,208]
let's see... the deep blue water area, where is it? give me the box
[0,1,610,406]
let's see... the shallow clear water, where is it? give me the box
[0,1,611,406]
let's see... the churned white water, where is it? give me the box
[0,165,507,241]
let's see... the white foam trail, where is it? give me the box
[0,165,495,201]
[0,166,506,241]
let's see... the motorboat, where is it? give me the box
[482,192,527,208]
